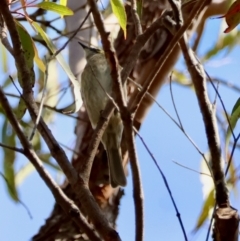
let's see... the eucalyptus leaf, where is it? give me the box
[110,0,127,38]
[15,20,35,88]
[226,98,240,150]
[15,98,27,120]
[37,2,73,16]
[2,120,18,201]
[193,189,215,232]
[32,21,82,113]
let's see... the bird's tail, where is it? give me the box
[107,147,126,188]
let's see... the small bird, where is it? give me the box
[79,42,127,188]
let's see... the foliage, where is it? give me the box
[1,0,240,240]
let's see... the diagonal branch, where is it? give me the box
[86,0,144,240]
[180,35,228,206]
[0,1,120,240]
[0,87,101,241]
[129,0,211,114]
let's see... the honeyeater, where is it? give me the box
[79,42,127,188]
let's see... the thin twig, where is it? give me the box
[1,1,120,239]
[0,87,101,241]
[29,57,48,141]
[173,160,211,177]
[205,70,236,142]
[0,142,24,153]
[4,91,80,121]
[128,77,209,168]
[87,0,144,240]
[212,78,240,93]
[169,73,183,129]
[129,0,211,114]
[180,23,228,207]
[0,16,14,56]
[135,128,188,241]
[53,9,91,58]
[130,0,142,36]
[0,171,33,219]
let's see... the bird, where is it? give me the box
[79,42,127,188]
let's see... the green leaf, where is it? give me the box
[219,0,240,33]
[226,98,240,150]
[193,189,215,231]
[204,31,240,60]
[59,0,68,18]
[37,2,73,16]
[15,162,35,186]
[14,98,27,120]
[15,20,35,88]
[110,0,127,38]
[32,21,82,113]
[173,70,191,86]
[137,0,142,18]
[32,40,46,73]
[60,0,67,6]
[2,120,18,201]
[0,43,8,73]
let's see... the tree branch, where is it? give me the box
[179,26,228,209]
[129,0,211,114]
[86,0,144,240]
[0,1,120,240]
[0,87,101,241]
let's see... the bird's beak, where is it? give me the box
[78,42,101,55]
[78,42,89,50]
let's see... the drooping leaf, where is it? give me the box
[2,75,17,89]
[204,31,240,60]
[20,0,34,27]
[193,189,215,231]
[37,2,73,16]
[16,20,45,73]
[60,0,68,18]
[15,20,35,88]
[226,152,237,195]
[60,0,67,6]
[32,41,46,73]
[15,162,35,187]
[2,119,18,201]
[31,130,42,151]
[1,43,8,73]
[173,70,191,86]
[217,0,240,33]
[226,98,240,150]
[32,21,82,113]
[110,0,127,38]
[14,97,27,120]
[136,0,142,19]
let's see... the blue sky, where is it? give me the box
[1,6,240,241]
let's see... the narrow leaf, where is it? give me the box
[14,98,27,120]
[2,120,18,201]
[15,20,35,88]
[32,21,82,113]
[110,0,127,38]
[217,0,240,33]
[193,189,215,231]
[60,0,68,18]
[137,0,142,19]
[226,98,240,150]
[32,41,46,73]
[60,0,67,6]
[37,2,73,16]
[15,162,35,186]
